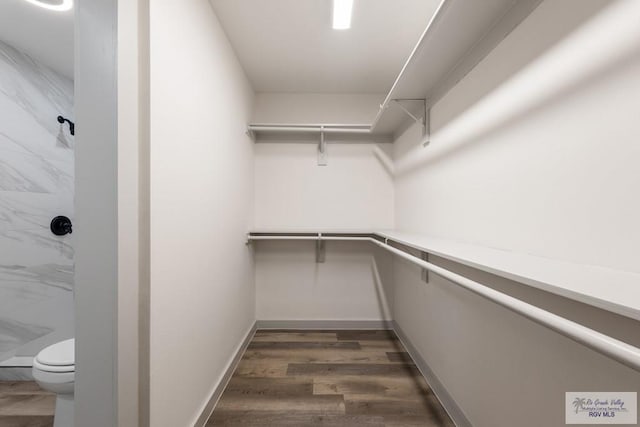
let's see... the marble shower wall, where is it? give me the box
[0,39,74,369]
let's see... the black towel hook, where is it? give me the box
[57,116,75,136]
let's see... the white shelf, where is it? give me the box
[248,1,542,142]
[379,231,640,322]
[249,229,640,322]
[371,0,542,136]
[247,124,393,143]
[250,228,373,234]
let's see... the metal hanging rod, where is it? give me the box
[370,0,449,130]
[247,232,640,372]
[247,124,372,134]
[247,124,378,165]
[248,235,372,242]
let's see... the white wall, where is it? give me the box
[256,241,393,322]
[76,1,150,425]
[392,1,640,426]
[75,0,119,424]
[252,90,395,323]
[117,0,147,424]
[253,98,395,321]
[254,142,394,230]
[148,0,255,426]
[394,0,640,273]
[253,93,383,124]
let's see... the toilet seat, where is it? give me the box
[36,338,74,366]
[33,359,75,373]
[34,338,75,373]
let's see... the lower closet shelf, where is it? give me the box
[249,229,640,322]
[248,229,640,373]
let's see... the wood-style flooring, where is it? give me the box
[207,330,454,426]
[0,330,454,426]
[0,381,54,427]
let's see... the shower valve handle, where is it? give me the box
[51,216,73,236]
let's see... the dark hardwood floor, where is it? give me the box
[0,330,454,426]
[207,330,454,426]
[0,381,54,427]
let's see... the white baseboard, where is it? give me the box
[392,321,471,427]
[192,321,257,427]
[256,319,394,330]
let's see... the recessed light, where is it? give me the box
[333,0,353,30]
[22,0,73,11]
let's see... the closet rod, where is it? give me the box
[248,235,371,241]
[247,125,372,134]
[370,239,640,373]
[247,233,640,372]
[371,0,449,129]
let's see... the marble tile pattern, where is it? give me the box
[0,40,74,371]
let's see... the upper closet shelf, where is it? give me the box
[247,0,541,142]
[371,0,543,137]
[247,123,393,143]
[376,230,640,322]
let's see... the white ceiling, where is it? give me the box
[0,0,439,90]
[0,0,74,78]
[210,0,441,93]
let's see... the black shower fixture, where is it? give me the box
[57,115,75,136]
[50,216,73,236]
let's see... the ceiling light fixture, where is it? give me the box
[22,0,73,11]
[332,0,353,30]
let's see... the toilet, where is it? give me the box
[32,339,75,427]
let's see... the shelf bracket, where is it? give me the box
[316,233,326,263]
[421,251,429,283]
[422,107,431,147]
[391,99,427,136]
[318,126,328,166]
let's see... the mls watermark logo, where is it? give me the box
[566,392,637,424]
